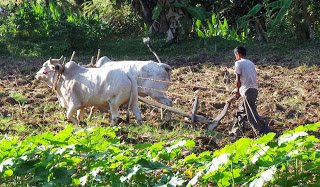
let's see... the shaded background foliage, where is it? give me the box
[0,0,319,52]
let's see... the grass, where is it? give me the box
[0,35,242,62]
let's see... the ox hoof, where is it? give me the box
[79,121,87,127]
[111,118,123,126]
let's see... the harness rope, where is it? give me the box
[243,96,259,137]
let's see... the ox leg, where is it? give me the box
[88,106,95,120]
[66,105,78,125]
[76,109,84,122]
[131,102,142,125]
[151,95,172,121]
[109,102,120,126]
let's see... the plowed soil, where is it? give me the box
[0,55,319,145]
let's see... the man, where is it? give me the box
[230,46,271,135]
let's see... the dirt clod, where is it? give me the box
[5,97,18,105]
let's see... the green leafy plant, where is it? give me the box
[83,0,142,35]
[237,0,295,40]
[0,123,319,186]
[195,13,247,41]
[0,1,109,50]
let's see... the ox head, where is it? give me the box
[35,56,64,87]
[95,56,112,68]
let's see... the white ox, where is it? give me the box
[93,56,172,118]
[35,57,142,125]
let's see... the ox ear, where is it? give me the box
[49,57,53,65]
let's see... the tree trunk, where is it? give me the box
[293,0,310,40]
[254,17,268,43]
[45,0,50,7]
[75,0,84,6]
[139,0,154,26]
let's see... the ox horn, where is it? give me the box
[95,49,100,65]
[49,57,53,65]
[90,56,94,65]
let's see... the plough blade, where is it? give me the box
[208,95,236,130]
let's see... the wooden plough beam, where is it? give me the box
[138,95,235,130]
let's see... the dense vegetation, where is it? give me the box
[0,0,319,57]
[0,0,319,186]
[1,123,319,186]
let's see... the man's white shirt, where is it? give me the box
[235,58,258,96]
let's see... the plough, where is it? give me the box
[69,39,235,130]
[138,95,236,130]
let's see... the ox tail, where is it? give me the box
[143,37,162,64]
[126,73,138,123]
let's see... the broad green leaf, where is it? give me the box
[138,159,172,171]
[305,122,320,131]
[184,153,197,164]
[4,169,13,176]
[0,158,14,173]
[80,175,88,186]
[113,154,128,162]
[110,162,122,169]
[195,19,202,28]
[211,13,217,25]
[134,143,152,149]
[150,142,165,156]
[174,2,205,20]
[198,151,211,160]
[233,138,253,155]
[232,168,242,179]
[168,176,186,186]
[72,178,81,185]
[278,131,308,145]
[52,167,72,185]
[249,165,276,187]
[250,146,270,164]
[55,125,73,142]
[185,140,196,149]
[270,0,293,27]
[187,170,203,186]
[255,133,276,145]
[120,165,140,182]
[205,154,230,176]
[152,4,163,20]
[237,4,262,27]
[247,4,263,16]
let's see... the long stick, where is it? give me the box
[70,51,75,61]
[138,96,213,125]
[143,37,162,63]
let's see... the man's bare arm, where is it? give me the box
[236,73,241,98]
